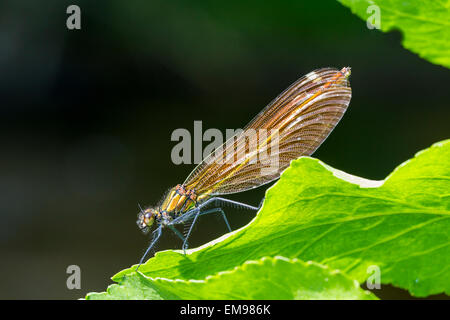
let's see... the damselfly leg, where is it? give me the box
[199,207,232,233]
[136,225,162,271]
[168,224,186,242]
[171,197,259,254]
[137,197,262,267]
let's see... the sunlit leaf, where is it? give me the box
[338,0,450,68]
[90,139,449,299]
[87,256,375,300]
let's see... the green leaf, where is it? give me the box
[85,275,164,300]
[338,0,450,68]
[108,139,449,298]
[87,256,376,300]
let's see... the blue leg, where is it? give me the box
[182,211,200,254]
[168,225,186,242]
[168,197,260,254]
[198,197,259,211]
[136,225,162,271]
[168,224,189,249]
[199,207,232,232]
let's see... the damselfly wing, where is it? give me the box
[136,67,352,268]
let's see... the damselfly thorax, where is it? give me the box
[135,67,352,269]
[137,184,209,231]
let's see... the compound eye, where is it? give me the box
[145,213,152,219]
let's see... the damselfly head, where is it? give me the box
[137,207,157,234]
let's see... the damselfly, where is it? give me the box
[136,67,352,268]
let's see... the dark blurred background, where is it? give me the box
[0,0,448,299]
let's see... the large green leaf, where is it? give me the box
[86,257,376,300]
[338,0,450,68]
[91,140,449,299]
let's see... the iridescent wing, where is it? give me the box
[184,67,352,196]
